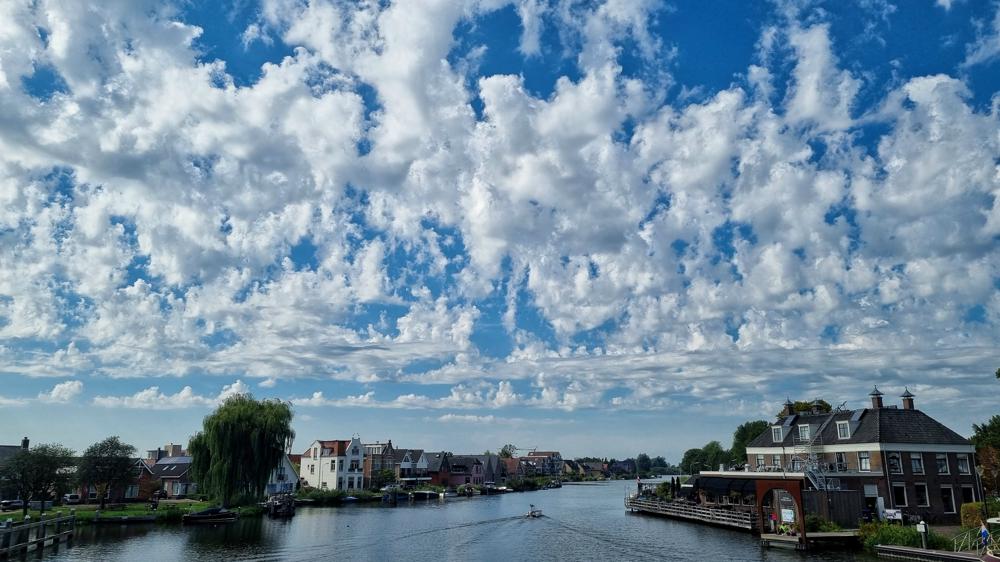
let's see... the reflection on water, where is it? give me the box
[40,482,876,561]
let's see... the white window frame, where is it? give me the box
[911,454,924,475]
[914,483,929,507]
[858,451,871,472]
[936,453,950,475]
[940,485,956,514]
[836,421,850,439]
[772,427,782,442]
[798,425,811,441]
[891,482,907,507]
[961,485,975,504]
[771,454,782,469]
[755,454,765,469]
[957,454,970,475]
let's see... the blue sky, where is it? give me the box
[1,0,999,461]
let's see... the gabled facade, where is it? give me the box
[301,437,366,491]
[447,455,484,487]
[267,454,299,496]
[151,456,196,498]
[395,448,430,486]
[523,451,563,476]
[363,440,396,488]
[745,388,982,524]
[425,451,451,486]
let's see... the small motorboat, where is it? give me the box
[525,504,543,518]
[182,507,240,524]
[265,494,296,518]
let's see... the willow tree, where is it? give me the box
[189,394,294,507]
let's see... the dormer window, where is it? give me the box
[772,427,782,442]
[798,425,811,441]
[836,421,850,439]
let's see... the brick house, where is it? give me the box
[745,387,983,524]
[447,455,484,487]
[363,441,396,488]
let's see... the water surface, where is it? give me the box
[41,481,875,561]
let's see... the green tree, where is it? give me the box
[0,444,75,516]
[651,456,667,468]
[499,444,517,458]
[972,415,1000,450]
[701,441,729,470]
[78,436,137,510]
[680,448,705,475]
[730,420,770,465]
[636,453,652,474]
[778,399,832,418]
[995,367,999,380]
[369,468,397,491]
[189,394,295,507]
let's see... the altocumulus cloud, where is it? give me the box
[0,0,997,424]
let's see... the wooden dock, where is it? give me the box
[624,496,755,532]
[874,544,980,561]
[761,531,859,551]
[0,511,76,558]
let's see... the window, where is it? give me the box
[957,454,970,474]
[772,454,782,469]
[772,427,782,442]
[911,455,924,474]
[888,452,902,474]
[858,451,871,472]
[756,454,765,469]
[338,477,343,489]
[892,483,907,507]
[313,446,318,460]
[940,486,955,513]
[915,484,929,507]
[798,425,811,441]
[791,458,803,471]
[125,485,138,499]
[835,452,847,471]
[936,453,949,474]
[309,464,315,475]
[330,460,336,472]
[321,481,327,489]
[353,447,359,455]
[837,421,850,439]
[961,486,974,504]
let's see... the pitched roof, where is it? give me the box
[151,456,192,478]
[449,456,483,473]
[426,452,450,472]
[746,407,972,448]
[305,440,352,456]
[393,448,424,464]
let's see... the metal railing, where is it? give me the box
[954,526,998,555]
[625,496,755,531]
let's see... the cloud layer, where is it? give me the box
[0,0,998,426]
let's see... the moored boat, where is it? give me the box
[182,507,239,524]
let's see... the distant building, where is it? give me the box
[394,448,429,486]
[300,438,366,491]
[363,441,396,488]
[523,451,563,476]
[266,455,299,496]
[425,452,451,486]
[447,455,484,487]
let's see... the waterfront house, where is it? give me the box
[0,438,29,500]
[501,457,525,480]
[447,455,484,487]
[426,452,452,486]
[73,457,159,503]
[731,386,983,527]
[151,456,196,498]
[562,459,582,477]
[523,451,564,476]
[300,437,366,491]
[459,454,504,485]
[266,454,299,496]
[395,449,430,486]
[363,441,396,488]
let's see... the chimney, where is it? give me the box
[782,398,795,417]
[869,386,884,409]
[901,387,915,410]
[20,436,29,450]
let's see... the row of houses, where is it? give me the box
[300,437,576,491]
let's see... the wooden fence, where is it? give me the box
[0,511,76,558]
[625,496,756,531]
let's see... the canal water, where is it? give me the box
[40,482,876,561]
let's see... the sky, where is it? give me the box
[0,0,999,462]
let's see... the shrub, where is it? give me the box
[857,522,951,552]
[961,502,984,529]
[805,514,841,532]
[296,488,346,505]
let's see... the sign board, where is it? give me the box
[781,508,796,523]
[885,509,902,521]
[916,522,927,533]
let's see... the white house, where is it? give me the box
[301,437,365,491]
[266,454,299,496]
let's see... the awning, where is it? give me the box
[690,476,756,496]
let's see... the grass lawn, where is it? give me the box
[0,500,214,524]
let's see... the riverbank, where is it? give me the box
[0,500,263,525]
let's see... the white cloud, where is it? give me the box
[961,3,1000,68]
[37,380,83,403]
[93,379,249,410]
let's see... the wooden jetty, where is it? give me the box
[0,511,76,558]
[624,496,756,532]
[874,544,980,561]
[761,531,859,551]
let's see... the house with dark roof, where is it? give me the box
[425,452,451,486]
[0,438,30,500]
[740,387,982,525]
[151,456,196,498]
[447,455,484,487]
[300,437,365,491]
[363,440,396,488]
[394,448,430,486]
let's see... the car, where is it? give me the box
[0,499,24,511]
[62,493,81,505]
